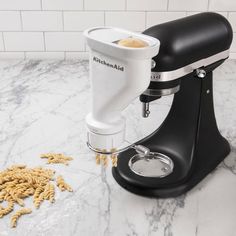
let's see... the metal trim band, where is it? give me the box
[151,49,229,82]
[143,85,180,96]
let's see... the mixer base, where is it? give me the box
[112,144,230,198]
[112,70,231,198]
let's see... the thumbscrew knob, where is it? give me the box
[196,68,206,78]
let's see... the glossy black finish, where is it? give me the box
[144,12,233,71]
[148,79,180,90]
[140,80,181,103]
[112,71,230,198]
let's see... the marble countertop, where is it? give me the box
[0,60,235,236]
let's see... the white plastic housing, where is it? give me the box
[84,27,160,150]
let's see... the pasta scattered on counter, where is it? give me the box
[0,164,73,228]
[40,153,73,165]
[56,175,73,192]
[10,208,32,228]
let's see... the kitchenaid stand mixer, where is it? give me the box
[84,12,233,198]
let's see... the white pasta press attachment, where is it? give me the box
[84,27,160,155]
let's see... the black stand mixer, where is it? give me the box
[84,12,233,198]
[112,12,233,198]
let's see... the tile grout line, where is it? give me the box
[43,32,46,51]
[2,32,6,51]
[62,11,65,31]
[20,11,23,31]
[145,11,147,29]
[104,11,106,26]
[167,0,170,11]
[207,0,210,11]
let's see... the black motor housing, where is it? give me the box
[144,12,233,72]
[112,12,232,198]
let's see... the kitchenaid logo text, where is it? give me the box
[151,72,161,81]
[93,56,124,71]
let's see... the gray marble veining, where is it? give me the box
[0,59,235,236]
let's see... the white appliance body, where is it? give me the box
[84,27,160,150]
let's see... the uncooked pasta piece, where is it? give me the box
[95,153,101,165]
[111,154,118,167]
[40,153,73,165]
[110,148,118,167]
[34,192,44,209]
[0,190,7,201]
[4,194,13,203]
[33,186,44,204]
[0,200,14,218]
[98,149,108,167]
[56,176,73,192]
[48,184,55,203]
[42,183,51,201]
[10,208,32,228]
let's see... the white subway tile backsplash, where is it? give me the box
[229,13,236,32]
[64,12,104,31]
[169,0,208,11]
[127,0,168,11]
[84,0,125,10]
[0,0,235,59]
[4,32,44,51]
[22,12,63,31]
[45,32,84,51]
[26,52,65,59]
[146,12,186,28]
[209,0,236,11]
[0,11,21,31]
[0,52,25,59]
[0,0,41,10]
[105,12,145,31]
[42,0,83,10]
